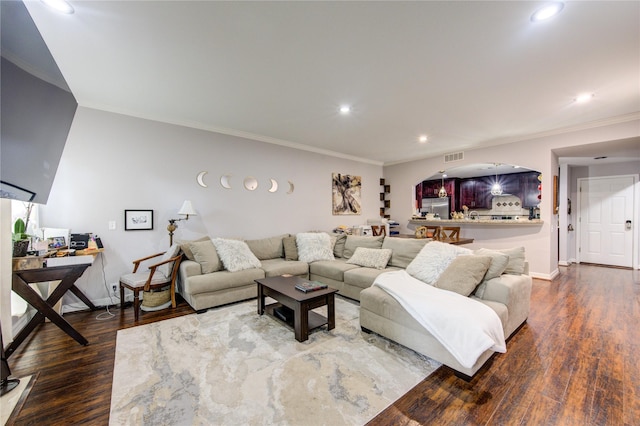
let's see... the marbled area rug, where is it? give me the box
[110,297,440,425]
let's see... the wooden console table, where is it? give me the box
[6,264,98,357]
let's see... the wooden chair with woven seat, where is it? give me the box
[371,225,387,236]
[438,226,460,242]
[415,225,440,239]
[119,245,182,321]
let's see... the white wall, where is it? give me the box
[383,119,640,278]
[41,107,382,310]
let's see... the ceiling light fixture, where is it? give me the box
[41,0,75,14]
[574,93,595,103]
[438,171,447,198]
[531,2,564,22]
[419,135,428,143]
[490,163,503,196]
[339,105,351,114]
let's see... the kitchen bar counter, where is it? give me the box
[409,218,544,226]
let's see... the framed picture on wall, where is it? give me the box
[124,209,154,231]
[332,173,362,215]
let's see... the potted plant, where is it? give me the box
[12,203,33,257]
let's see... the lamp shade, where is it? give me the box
[177,200,197,216]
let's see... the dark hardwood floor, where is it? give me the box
[5,264,639,425]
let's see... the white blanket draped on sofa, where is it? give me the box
[372,270,506,369]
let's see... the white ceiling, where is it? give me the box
[19,1,640,165]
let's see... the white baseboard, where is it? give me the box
[62,296,123,314]
[530,268,559,281]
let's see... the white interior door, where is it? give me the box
[578,176,635,267]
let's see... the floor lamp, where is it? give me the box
[167,200,197,246]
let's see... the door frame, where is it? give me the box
[576,174,639,269]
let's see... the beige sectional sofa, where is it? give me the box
[309,235,429,300]
[178,233,429,310]
[177,234,308,312]
[177,232,531,378]
[360,249,532,379]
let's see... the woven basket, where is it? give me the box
[141,288,171,307]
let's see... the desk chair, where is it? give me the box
[119,245,182,321]
[371,225,386,236]
[438,226,460,242]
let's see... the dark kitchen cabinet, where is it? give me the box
[459,178,491,209]
[419,178,458,209]
[521,171,541,207]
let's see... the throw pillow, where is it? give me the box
[212,238,262,272]
[283,236,298,261]
[189,239,223,274]
[498,246,526,275]
[346,247,393,269]
[405,241,472,285]
[177,236,210,261]
[331,233,347,258]
[473,248,510,280]
[296,232,335,263]
[157,243,181,278]
[342,235,384,259]
[434,255,492,296]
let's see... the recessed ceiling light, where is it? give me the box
[574,93,595,103]
[41,0,74,14]
[419,135,428,143]
[339,105,351,114]
[531,2,564,22]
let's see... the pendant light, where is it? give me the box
[438,171,447,198]
[490,163,503,196]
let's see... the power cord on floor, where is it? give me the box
[96,252,117,321]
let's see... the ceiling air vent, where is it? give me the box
[444,151,464,163]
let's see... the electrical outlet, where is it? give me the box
[112,284,117,293]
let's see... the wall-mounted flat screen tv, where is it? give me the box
[1,0,77,204]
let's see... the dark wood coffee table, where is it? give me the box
[255,276,338,342]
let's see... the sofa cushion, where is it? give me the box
[434,255,492,296]
[212,238,262,272]
[406,241,471,285]
[381,237,429,268]
[283,236,298,261]
[296,232,335,263]
[346,247,393,269]
[260,258,309,277]
[344,266,401,289]
[473,248,510,280]
[189,239,223,274]
[309,259,359,282]
[498,246,526,275]
[246,234,288,260]
[178,236,211,261]
[331,233,347,258]
[182,268,265,295]
[342,235,384,259]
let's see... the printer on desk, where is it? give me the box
[70,233,90,249]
